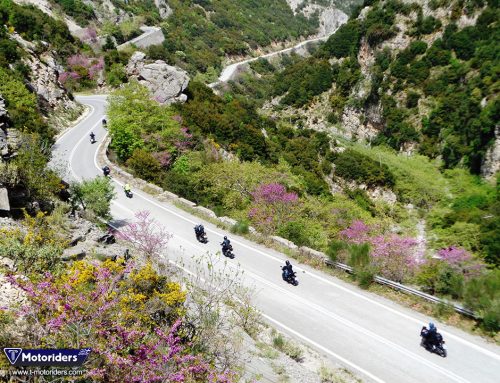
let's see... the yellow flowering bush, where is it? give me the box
[120,263,186,327]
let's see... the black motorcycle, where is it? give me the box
[102,166,110,177]
[281,267,299,286]
[124,189,133,198]
[194,227,208,243]
[420,327,447,357]
[222,244,235,259]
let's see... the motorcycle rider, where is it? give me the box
[90,132,96,143]
[221,236,231,254]
[421,322,438,349]
[282,260,294,279]
[102,118,107,126]
[194,224,205,240]
[124,183,132,196]
[102,165,110,176]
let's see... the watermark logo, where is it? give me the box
[3,348,92,367]
[4,348,22,365]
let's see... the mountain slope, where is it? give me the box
[262,0,499,176]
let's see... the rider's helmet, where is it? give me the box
[429,322,435,330]
[285,260,291,266]
[224,236,227,240]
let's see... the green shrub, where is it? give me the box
[425,39,451,66]
[249,58,276,74]
[277,220,311,247]
[347,243,375,288]
[0,0,78,58]
[464,270,500,332]
[53,0,94,26]
[0,67,51,139]
[415,259,464,299]
[71,176,115,220]
[406,91,420,108]
[320,20,360,58]
[126,149,163,183]
[348,243,371,269]
[409,41,428,56]
[275,57,334,107]
[326,241,346,263]
[334,149,395,188]
[231,221,249,235]
[356,268,376,289]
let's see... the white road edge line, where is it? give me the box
[69,98,499,364]
[106,203,387,383]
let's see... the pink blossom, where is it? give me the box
[248,183,299,234]
[437,246,485,278]
[116,210,172,259]
[152,151,173,168]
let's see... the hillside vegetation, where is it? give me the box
[104,0,499,331]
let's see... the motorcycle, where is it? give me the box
[222,244,235,259]
[281,266,299,286]
[102,118,107,127]
[194,228,208,243]
[102,167,111,177]
[124,189,133,198]
[420,327,447,357]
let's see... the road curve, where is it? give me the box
[210,30,336,86]
[52,95,500,383]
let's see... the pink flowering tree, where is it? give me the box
[437,247,485,278]
[116,211,172,260]
[5,262,235,383]
[340,220,420,282]
[248,183,299,234]
[59,54,104,90]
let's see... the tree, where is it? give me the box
[107,81,183,161]
[248,183,299,234]
[117,210,172,260]
[126,148,163,182]
[340,220,420,282]
[71,176,115,219]
[320,20,360,58]
[464,269,500,332]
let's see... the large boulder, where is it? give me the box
[126,52,189,104]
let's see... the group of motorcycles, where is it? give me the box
[194,225,299,285]
[93,118,448,358]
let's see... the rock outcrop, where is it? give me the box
[154,0,173,19]
[11,33,77,111]
[481,126,500,180]
[126,52,189,104]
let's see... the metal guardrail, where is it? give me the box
[325,259,477,319]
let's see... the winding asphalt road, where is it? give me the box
[51,95,500,383]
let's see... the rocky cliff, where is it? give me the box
[11,34,77,111]
[276,0,499,177]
